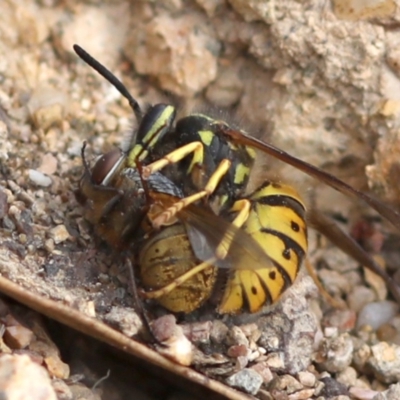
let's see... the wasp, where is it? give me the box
[73,45,400,315]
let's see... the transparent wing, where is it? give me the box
[217,124,400,232]
[178,204,274,271]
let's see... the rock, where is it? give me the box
[28,170,52,187]
[373,383,400,400]
[319,376,349,398]
[316,333,354,373]
[368,342,400,384]
[357,301,399,331]
[3,325,34,349]
[48,225,70,244]
[226,368,263,395]
[125,11,219,96]
[0,354,57,400]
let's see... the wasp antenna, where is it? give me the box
[80,141,91,176]
[73,44,142,123]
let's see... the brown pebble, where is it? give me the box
[376,323,397,342]
[44,355,70,379]
[48,225,70,244]
[38,153,58,175]
[227,344,249,358]
[151,315,177,342]
[4,325,34,349]
[250,362,274,384]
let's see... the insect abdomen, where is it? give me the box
[218,181,308,314]
[139,224,217,313]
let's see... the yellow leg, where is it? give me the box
[142,141,204,178]
[304,258,345,309]
[141,257,217,299]
[151,159,232,228]
[214,199,251,259]
[144,199,252,298]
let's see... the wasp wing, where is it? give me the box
[217,124,400,232]
[178,205,274,271]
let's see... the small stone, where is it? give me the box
[235,355,248,370]
[103,306,142,338]
[265,352,285,370]
[372,383,400,400]
[226,368,263,395]
[336,366,358,387]
[368,342,400,384]
[226,326,249,347]
[377,323,398,342]
[324,327,338,338]
[44,355,70,379]
[271,374,303,394]
[353,343,372,372]
[348,286,376,312]
[0,354,57,400]
[357,301,399,331]
[48,225,70,244]
[297,371,317,387]
[227,344,249,358]
[287,388,315,400]
[248,347,266,361]
[349,386,379,400]
[250,362,273,384]
[28,169,52,187]
[37,153,58,175]
[316,333,353,373]
[319,377,349,398]
[28,87,66,130]
[157,326,193,367]
[210,320,229,343]
[44,238,55,253]
[238,323,258,337]
[3,325,34,349]
[151,314,177,343]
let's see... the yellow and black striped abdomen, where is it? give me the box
[218,181,308,314]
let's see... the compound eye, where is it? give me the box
[91,148,125,185]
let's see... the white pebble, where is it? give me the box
[28,169,52,187]
[357,301,399,330]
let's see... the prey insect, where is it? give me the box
[74,44,400,315]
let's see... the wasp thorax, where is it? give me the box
[91,148,126,186]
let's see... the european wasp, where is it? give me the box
[73,44,400,316]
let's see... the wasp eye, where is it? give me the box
[91,148,124,185]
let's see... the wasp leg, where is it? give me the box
[304,258,346,309]
[141,257,217,300]
[214,199,251,259]
[143,200,252,299]
[151,159,232,228]
[142,141,205,178]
